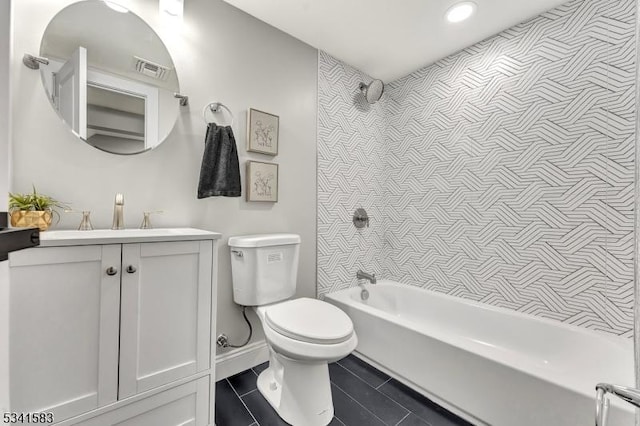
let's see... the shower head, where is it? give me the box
[359,79,385,104]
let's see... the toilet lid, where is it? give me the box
[265,298,354,344]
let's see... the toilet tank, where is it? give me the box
[228,234,301,306]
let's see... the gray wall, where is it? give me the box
[1,0,10,200]
[318,0,636,337]
[11,0,318,358]
[0,0,11,413]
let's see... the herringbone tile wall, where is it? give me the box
[385,0,635,337]
[318,0,636,337]
[317,51,387,295]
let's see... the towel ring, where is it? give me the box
[203,102,234,127]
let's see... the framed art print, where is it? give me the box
[247,108,279,155]
[246,161,278,202]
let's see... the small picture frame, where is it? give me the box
[246,161,278,202]
[247,108,279,155]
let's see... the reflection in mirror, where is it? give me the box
[87,85,146,154]
[38,0,180,155]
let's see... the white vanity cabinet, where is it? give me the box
[7,229,220,426]
[118,241,212,399]
[75,377,210,426]
[9,244,121,420]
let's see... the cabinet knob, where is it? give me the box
[126,265,137,274]
[106,267,118,276]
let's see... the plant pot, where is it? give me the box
[10,210,53,231]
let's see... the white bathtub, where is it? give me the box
[325,280,635,426]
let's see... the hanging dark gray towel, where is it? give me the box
[197,123,241,198]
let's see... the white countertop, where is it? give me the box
[39,228,222,247]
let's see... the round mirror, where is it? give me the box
[38,1,180,155]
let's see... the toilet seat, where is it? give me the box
[265,298,354,345]
[263,317,358,362]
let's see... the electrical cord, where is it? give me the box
[227,306,253,348]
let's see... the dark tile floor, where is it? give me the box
[215,354,475,426]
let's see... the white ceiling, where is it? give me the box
[222,0,570,82]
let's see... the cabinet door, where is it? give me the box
[76,377,210,426]
[9,245,121,422]
[119,241,212,398]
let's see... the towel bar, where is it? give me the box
[595,383,640,426]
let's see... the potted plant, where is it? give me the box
[9,186,68,231]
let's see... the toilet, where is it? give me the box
[228,234,357,426]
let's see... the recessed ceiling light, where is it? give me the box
[446,1,477,23]
[103,1,129,13]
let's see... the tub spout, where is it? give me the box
[356,270,377,284]
[356,270,376,301]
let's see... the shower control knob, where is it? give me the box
[126,265,137,274]
[106,267,118,276]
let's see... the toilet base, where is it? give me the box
[257,350,334,426]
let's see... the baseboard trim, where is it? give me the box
[215,341,269,380]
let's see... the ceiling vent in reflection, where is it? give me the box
[133,56,171,80]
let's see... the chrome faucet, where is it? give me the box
[356,270,376,301]
[112,193,124,230]
[356,270,377,284]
